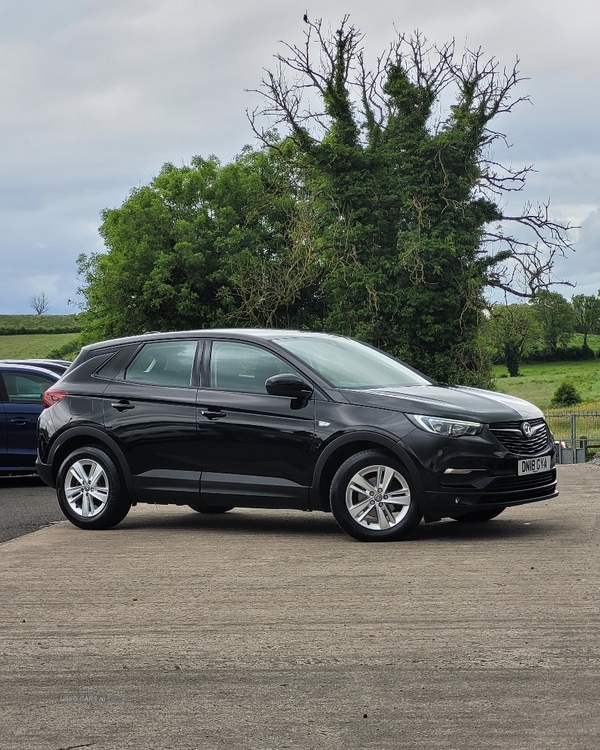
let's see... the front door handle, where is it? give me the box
[10,418,30,425]
[200,409,227,420]
[111,400,135,412]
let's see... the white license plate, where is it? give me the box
[518,455,551,476]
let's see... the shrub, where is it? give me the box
[550,379,583,407]
[47,336,83,360]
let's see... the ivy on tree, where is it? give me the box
[249,16,572,383]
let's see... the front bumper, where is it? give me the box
[419,467,558,519]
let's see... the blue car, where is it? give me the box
[0,358,70,375]
[0,363,59,474]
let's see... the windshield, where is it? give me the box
[274,336,431,388]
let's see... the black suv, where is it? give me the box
[37,329,557,541]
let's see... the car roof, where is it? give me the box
[0,363,60,379]
[0,357,71,365]
[0,358,70,369]
[78,329,345,353]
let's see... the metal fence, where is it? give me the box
[544,412,600,463]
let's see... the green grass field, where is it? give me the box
[0,333,80,359]
[0,314,82,359]
[492,360,600,412]
[569,332,600,351]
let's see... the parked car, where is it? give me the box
[0,358,71,375]
[36,330,557,541]
[1,363,59,474]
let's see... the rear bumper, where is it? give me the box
[35,458,55,488]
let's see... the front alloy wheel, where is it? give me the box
[330,450,422,542]
[57,447,131,530]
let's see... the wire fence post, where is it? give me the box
[544,411,600,463]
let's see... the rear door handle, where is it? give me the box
[10,418,30,425]
[200,409,227,420]
[111,400,135,412]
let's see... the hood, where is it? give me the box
[343,384,543,423]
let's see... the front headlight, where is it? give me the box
[410,414,483,437]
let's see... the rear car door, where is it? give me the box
[196,339,317,509]
[0,369,56,470]
[101,339,202,503]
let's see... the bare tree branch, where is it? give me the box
[29,291,50,315]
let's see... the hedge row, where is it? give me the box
[524,345,597,363]
[0,315,82,335]
[0,326,83,335]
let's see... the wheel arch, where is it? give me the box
[309,431,423,512]
[48,427,134,498]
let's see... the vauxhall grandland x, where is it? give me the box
[36,330,557,542]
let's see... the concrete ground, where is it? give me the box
[1,464,599,750]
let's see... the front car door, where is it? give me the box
[196,339,318,509]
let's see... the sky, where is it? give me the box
[0,0,599,314]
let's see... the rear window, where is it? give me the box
[124,341,198,387]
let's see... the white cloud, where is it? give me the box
[0,0,598,312]
[554,208,600,297]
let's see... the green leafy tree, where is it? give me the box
[484,304,541,376]
[531,291,576,354]
[78,156,226,338]
[78,149,323,339]
[250,17,572,384]
[571,294,600,348]
[219,144,325,329]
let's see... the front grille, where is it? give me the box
[489,418,551,456]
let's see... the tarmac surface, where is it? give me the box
[1,464,599,750]
[0,475,62,544]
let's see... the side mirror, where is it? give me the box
[265,373,313,400]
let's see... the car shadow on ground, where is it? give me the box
[0,473,45,488]
[115,506,558,542]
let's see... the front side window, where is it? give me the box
[210,341,299,393]
[1,372,53,404]
[124,341,197,387]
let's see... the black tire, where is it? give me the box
[187,504,234,514]
[330,450,422,542]
[451,507,506,523]
[57,447,131,530]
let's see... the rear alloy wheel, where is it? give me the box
[330,450,422,542]
[57,447,131,530]
[451,507,506,523]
